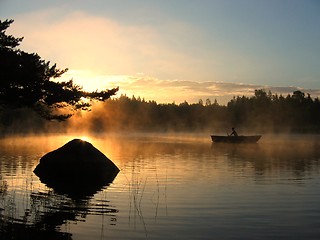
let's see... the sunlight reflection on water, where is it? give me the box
[1,134,320,239]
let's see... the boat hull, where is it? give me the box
[211,135,261,143]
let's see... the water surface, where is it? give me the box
[1,134,320,239]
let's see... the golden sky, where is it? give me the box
[1,1,320,104]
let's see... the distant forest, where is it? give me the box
[1,89,320,134]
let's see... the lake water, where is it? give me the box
[1,133,320,240]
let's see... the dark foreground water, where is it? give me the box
[1,133,320,240]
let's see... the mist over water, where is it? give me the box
[3,88,320,136]
[1,133,320,239]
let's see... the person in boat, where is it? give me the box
[229,127,238,137]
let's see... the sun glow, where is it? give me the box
[79,135,92,142]
[59,69,128,92]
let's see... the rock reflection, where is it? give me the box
[1,189,118,240]
[42,179,113,200]
[0,180,118,240]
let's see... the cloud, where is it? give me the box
[8,8,320,105]
[9,9,212,81]
[63,71,320,105]
[130,78,320,104]
[11,11,148,74]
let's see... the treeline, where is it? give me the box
[1,89,320,134]
[69,89,320,133]
[227,89,320,133]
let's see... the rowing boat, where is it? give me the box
[211,135,261,143]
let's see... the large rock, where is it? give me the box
[34,139,120,198]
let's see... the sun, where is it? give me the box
[79,135,92,142]
[59,69,128,92]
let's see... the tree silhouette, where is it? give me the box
[0,19,118,120]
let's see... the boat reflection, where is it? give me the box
[211,138,320,180]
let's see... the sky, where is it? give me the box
[1,0,320,104]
